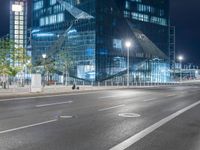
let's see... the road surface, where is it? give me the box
[0,85,200,150]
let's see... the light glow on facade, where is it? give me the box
[12,4,23,12]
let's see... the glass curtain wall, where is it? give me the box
[32,0,96,82]
[31,0,170,83]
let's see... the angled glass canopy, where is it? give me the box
[57,0,94,19]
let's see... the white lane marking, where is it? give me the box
[60,116,73,119]
[36,101,73,107]
[0,119,57,134]
[110,100,200,150]
[166,94,176,97]
[99,95,122,99]
[98,105,125,111]
[143,98,157,102]
[118,113,141,118]
[0,91,106,102]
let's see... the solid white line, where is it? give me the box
[36,101,73,107]
[0,119,57,134]
[110,100,200,150]
[98,105,125,111]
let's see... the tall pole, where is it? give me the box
[125,40,131,87]
[178,55,183,83]
[127,46,130,87]
[180,59,182,83]
[42,54,47,86]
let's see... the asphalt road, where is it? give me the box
[0,85,200,150]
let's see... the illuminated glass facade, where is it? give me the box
[10,0,27,66]
[32,0,170,83]
[122,0,169,55]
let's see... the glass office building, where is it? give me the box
[32,0,170,83]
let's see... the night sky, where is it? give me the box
[0,0,199,65]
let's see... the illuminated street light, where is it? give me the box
[178,55,183,61]
[125,40,132,87]
[42,54,47,86]
[125,41,131,48]
[178,55,184,83]
[42,53,47,59]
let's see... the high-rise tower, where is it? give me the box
[10,0,27,66]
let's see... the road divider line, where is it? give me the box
[99,95,122,99]
[0,119,57,134]
[36,101,73,107]
[110,100,200,150]
[166,94,176,97]
[60,116,73,119]
[143,98,157,102]
[98,105,125,111]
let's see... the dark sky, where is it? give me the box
[170,0,200,65]
[0,0,200,65]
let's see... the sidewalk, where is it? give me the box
[0,85,127,98]
[0,82,179,98]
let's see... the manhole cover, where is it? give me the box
[118,113,141,118]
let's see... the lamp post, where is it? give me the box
[125,40,131,87]
[42,54,47,86]
[178,55,183,83]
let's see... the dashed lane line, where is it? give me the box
[0,119,57,134]
[98,105,125,111]
[36,101,73,107]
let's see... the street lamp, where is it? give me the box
[125,40,131,87]
[42,54,47,86]
[178,55,183,83]
[42,53,47,59]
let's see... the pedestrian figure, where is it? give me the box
[72,84,76,90]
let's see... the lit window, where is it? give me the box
[12,4,23,12]
[15,16,19,20]
[50,0,56,5]
[137,4,155,13]
[20,30,24,35]
[150,16,167,26]
[15,30,19,34]
[15,20,19,24]
[125,1,130,10]
[40,18,45,26]
[20,16,23,20]
[15,25,19,30]
[130,0,142,2]
[34,1,43,10]
[131,12,149,22]
[49,15,57,24]
[124,11,130,18]
[57,13,64,23]
[76,0,80,4]
[45,17,49,25]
